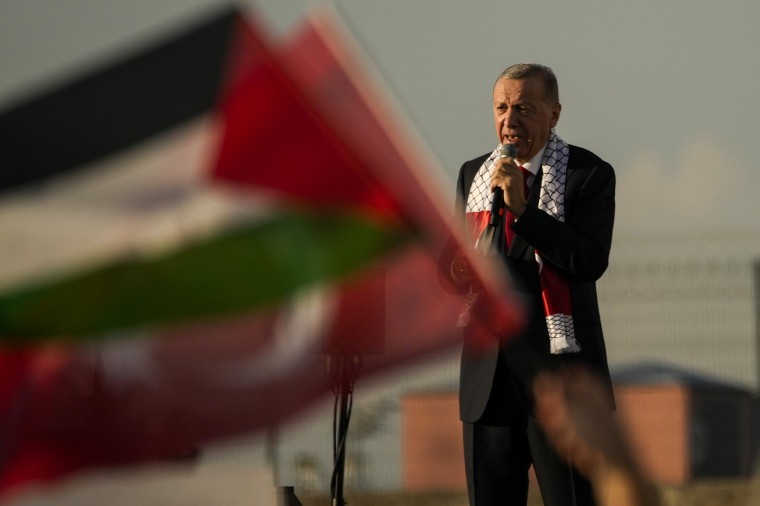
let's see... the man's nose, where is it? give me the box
[503,107,519,128]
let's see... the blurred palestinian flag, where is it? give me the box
[0,4,524,496]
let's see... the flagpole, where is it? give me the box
[327,353,361,506]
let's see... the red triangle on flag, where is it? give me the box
[211,14,403,223]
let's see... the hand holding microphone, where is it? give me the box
[489,144,518,227]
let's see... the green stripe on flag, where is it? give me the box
[0,211,411,342]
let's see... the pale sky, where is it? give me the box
[1,0,759,234]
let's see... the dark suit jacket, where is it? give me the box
[452,145,616,423]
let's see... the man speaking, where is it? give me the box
[447,63,616,506]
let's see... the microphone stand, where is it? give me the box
[326,354,361,506]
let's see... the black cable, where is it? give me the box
[330,389,353,498]
[328,355,359,502]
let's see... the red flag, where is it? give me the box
[0,6,523,496]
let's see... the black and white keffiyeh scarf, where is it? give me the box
[464,129,581,355]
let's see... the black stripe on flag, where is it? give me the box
[0,7,239,193]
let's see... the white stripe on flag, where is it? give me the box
[0,116,278,291]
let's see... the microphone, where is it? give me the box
[489,144,517,227]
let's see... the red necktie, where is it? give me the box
[505,167,531,247]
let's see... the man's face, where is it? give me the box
[493,76,561,163]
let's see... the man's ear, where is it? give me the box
[550,103,562,128]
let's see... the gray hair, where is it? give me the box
[495,63,559,105]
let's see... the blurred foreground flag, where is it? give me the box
[0,4,524,496]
